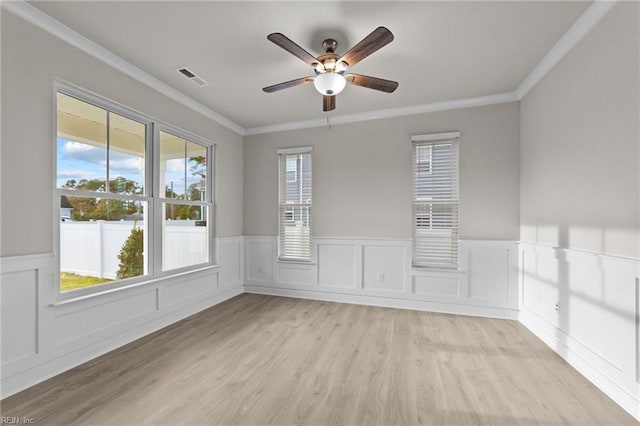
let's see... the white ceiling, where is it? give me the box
[30,1,590,129]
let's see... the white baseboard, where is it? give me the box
[244,285,519,320]
[520,306,639,420]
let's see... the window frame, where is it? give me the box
[277,146,313,262]
[154,124,215,276]
[411,132,460,270]
[53,81,215,301]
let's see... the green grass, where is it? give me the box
[60,272,113,292]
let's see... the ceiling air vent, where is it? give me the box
[177,67,209,87]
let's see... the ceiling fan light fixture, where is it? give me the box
[335,61,348,73]
[314,72,346,96]
[323,58,337,71]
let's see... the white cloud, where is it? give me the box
[64,141,99,153]
[109,157,143,173]
[57,169,99,179]
[61,141,106,164]
[166,158,185,173]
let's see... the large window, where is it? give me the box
[56,85,213,295]
[278,147,312,261]
[411,132,459,268]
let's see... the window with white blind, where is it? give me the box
[278,147,312,261]
[412,132,459,268]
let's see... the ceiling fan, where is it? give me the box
[262,27,399,112]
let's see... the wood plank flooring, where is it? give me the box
[1,294,637,425]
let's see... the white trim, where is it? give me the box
[51,265,221,307]
[519,240,640,264]
[1,0,245,136]
[245,92,518,135]
[276,146,313,155]
[411,132,460,142]
[0,253,55,274]
[244,286,519,320]
[516,0,618,99]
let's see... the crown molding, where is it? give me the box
[516,0,617,99]
[244,91,519,136]
[2,0,618,137]
[1,0,246,136]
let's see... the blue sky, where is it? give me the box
[56,137,187,194]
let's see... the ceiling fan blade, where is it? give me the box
[263,76,314,93]
[323,95,336,112]
[339,27,394,67]
[267,33,319,66]
[346,73,398,93]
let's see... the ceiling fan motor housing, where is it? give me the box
[316,39,348,74]
[322,39,338,53]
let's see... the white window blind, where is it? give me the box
[278,147,312,260]
[412,133,459,268]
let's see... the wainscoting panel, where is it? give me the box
[0,237,244,400]
[276,262,316,286]
[467,245,513,304]
[246,237,275,283]
[163,274,219,308]
[244,237,519,319]
[55,289,158,345]
[413,274,460,298]
[363,244,408,293]
[519,242,640,420]
[317,243,359,289]
[1,270,38,364]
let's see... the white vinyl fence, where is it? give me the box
[162,225,208,272]
[60,221,208,279]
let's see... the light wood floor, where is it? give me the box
[1,294,636,425]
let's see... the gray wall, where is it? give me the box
[1,12,244,257]
[520,2,639,259]
[245,102,520,240]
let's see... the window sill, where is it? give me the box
[51,264,220,307]
[276,259,316,266]
[411,266,466,275]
